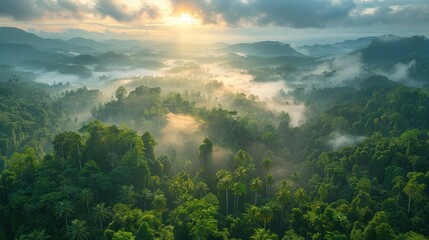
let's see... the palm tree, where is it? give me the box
[119,185,139,206]
[91,203,111,229]
[67,219,89,240]
[243,205,260,226]
[216,170,233,215]
[195,181,209,198]
[250,177,263,205]
[392,176,405,204]
[258,206,273,229]
[262,157,272,197]
[403,172,426,215]
[54,200,74,237]
[232,182,246,213]
[18,229,51,240]
[294,187,307,206]
[250,228,277,240]
[80,188,94,218]
[150,175,161,192]
[276,180,291,219]
[152,193,167,215]
[266,174,274,198]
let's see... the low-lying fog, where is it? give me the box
[28,52,308,129]
[27,44,420,132]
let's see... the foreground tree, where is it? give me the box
[244,205,261,226]
[18,229,50,240]
[67,219,89,240]
[216,169,233,215]
[92,203,111,229]
[403,172,426,215]
[80,188,94,218]
[119,185,139,206]
[251,228,278,240]
[55,200,74,237]
[259,206,273,229]
[173,194,220,240]
[250,177,263,205]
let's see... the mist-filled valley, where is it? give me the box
[1,26,429,240]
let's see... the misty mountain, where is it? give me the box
[298,37,375,57]
[97,51,133,65]
[360,35,429,81]
[0,43,65,64]
[103,39,158,50]
[220,41,304,57]
[361,35,429,65]
[69,54,99,65]
[67,37,111,51]
[334,37,375,50]
[0,27,78,51]
[0,42,93,78]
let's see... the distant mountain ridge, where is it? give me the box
[0,27,77,51]
[359,35,429,82]
[298,37,375,57]
[0,43,64,64]
[220,41,305,57]
[361,35,429,65]
[67,37,111,50]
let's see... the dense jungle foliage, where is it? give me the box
[1,73,429,240]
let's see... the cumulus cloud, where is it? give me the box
[0,0,42,20]
[169,0,429,28]
[1,0,428,28]
[349,3,429,26]
[0,0,87,20]
[0,0,159,22]
[253,0,355,28]
[170,0,355,27]
[96,0,159,22]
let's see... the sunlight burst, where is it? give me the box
[173,13,200,25]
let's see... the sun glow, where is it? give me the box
[172,13,200,25]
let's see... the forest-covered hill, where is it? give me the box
[1,29,429,240]
[1,72,429,240]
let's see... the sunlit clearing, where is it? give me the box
[173,13,200,25]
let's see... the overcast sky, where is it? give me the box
[0,0,428,43]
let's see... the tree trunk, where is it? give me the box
[225,189,229,215]
[77,143,81,170]
[407,194,411,215]
[86,203,90,218]
[65,215,69,237]
[254,191,258,205]
[281,205,284,219]
[266,182,268,198]
[396,192,400,205]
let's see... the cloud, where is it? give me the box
[349,3,429,26]
[0,0,42,20]
[96,0,159,22]
[170,0,355,27]
[253,0,355,28]
[1,0,428,29]
[0,0,159,22]
[170,0,429,28]
[0,0,85,20]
